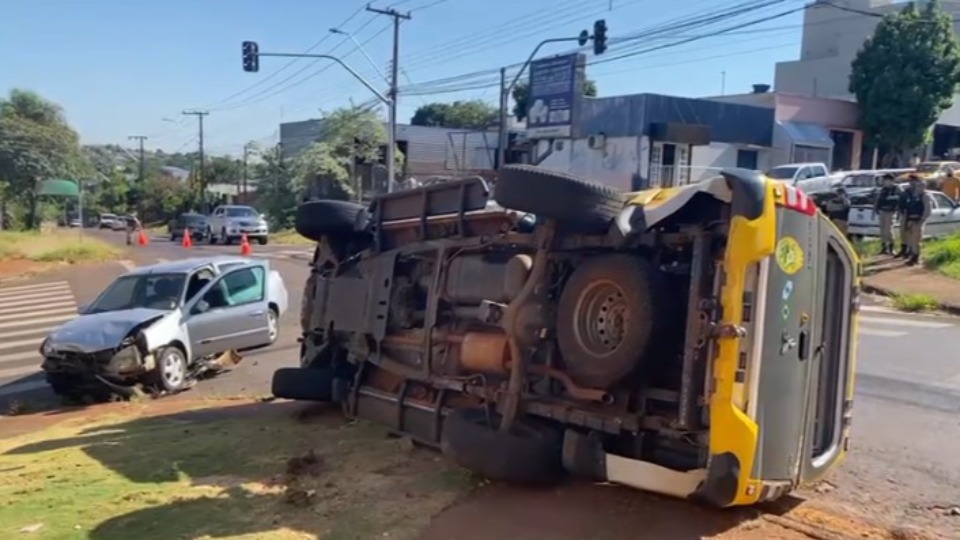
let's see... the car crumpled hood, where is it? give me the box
[46,308,172,354]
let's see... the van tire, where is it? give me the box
[295,200,369,242]
[556,254,662,389]
[441,408,564,485]
[272,367,334,401]
[495,165,624,233]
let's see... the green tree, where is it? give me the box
[0,89,90,228]
[850,1,960,163]
[294,106,404,200]
[256,146,298,229]
[512,79,597,121]
[410,100,498,129]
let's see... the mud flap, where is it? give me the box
[690,452,741,507]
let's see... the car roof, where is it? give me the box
[122,256,264,276]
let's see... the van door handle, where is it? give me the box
[798,330,810,361]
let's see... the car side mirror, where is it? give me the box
[192,300,210,315]
[76,303,89,314]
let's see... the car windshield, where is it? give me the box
[184,215,206,225]
[765,167,797,180]
[843,174,878,188]
[917,163,941,172]
[225,207,258,218]
[86,273,187,313]
[101,214,117,220]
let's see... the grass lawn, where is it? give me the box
[0,230,121,264]
[921,233,960,280]
[0,400,475,540]
[272,229,313,246]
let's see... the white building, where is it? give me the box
[775,0,960,127]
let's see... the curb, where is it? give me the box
[861,280,960,316]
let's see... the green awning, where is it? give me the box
[38,178,80,197]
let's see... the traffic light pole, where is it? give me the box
[496,36,583,172]
[255,52,396,191]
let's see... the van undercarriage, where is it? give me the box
[274,165,856,506]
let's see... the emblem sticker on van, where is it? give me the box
[782,280,794,300]
[775,237,804,275]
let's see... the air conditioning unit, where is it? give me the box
[587,133,606,150]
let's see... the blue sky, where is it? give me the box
[0,0,808,156]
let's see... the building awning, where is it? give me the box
[778,121,833,147]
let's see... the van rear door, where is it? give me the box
[749,189,819,483]
[799,217,857,484]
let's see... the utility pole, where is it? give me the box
[366,4,410,193]
[242,142,252,199]
[127,135,147,183]
[182,110,209,209]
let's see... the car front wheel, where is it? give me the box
[150,346,188,393]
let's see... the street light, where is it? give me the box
[329,28,389,85]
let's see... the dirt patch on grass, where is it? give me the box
[0,257,55,280]
[0,399,944,540]
[0,399,473,539]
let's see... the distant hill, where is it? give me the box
[82,144,201,180]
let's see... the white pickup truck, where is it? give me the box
[205,205,270,245]
[765,162,839,194]
[847,187,960,239]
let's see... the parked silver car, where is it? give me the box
[39,256,288,398]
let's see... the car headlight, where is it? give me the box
[40,338,54,356]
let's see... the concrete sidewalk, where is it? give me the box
[862,255,960,314]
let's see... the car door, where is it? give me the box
[184,263,271,358]
[929,192,959,237]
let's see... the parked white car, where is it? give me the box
[848,186,960,239]
[206,205,270,245]
[39,256,288,398]
[765,162,839,194]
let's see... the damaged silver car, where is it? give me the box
[39,256,288,399]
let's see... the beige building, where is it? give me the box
[775,0,960,126]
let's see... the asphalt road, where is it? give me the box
[0,233,957,534]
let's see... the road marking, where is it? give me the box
[0,364,40,380]
[0,300,76,315]
[0,336,45,351]
[0,326,55,339]
[0,306,77,323]
[0,350,42,365]
[0,314,75,330]
[0,290,71,304]
[858,328,908,337]
[0,285,70,299]
[859,305,897,314]
[858,316,952,329]
[0,380,48,399]
[156,257,169,263]
[0,280,69,294]
[118,260,136,271]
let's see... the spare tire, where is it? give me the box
[295,200,369,242]
[495,165,624,233]
[556,254,664,389]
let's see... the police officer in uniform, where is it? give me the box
[899,176,934,265]
[823,185,852,235]
[873,174,903,255]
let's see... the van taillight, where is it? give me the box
[783,186,818,216]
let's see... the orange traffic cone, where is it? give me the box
[182,229,193,248]
[137,229,149,246]
[240,233,252,256]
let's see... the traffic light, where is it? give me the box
[593,19,607,55]
[242,41,259,72]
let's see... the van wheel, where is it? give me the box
[295,200,369,242]
[272,367,334,401]
[556,254,662,389]
[495,165,624,234]
[441,408,564,485]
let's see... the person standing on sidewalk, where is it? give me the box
[942,169,960,201]
[873,174,903,255]
[823,185,852,236]
[899,176,934,266]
